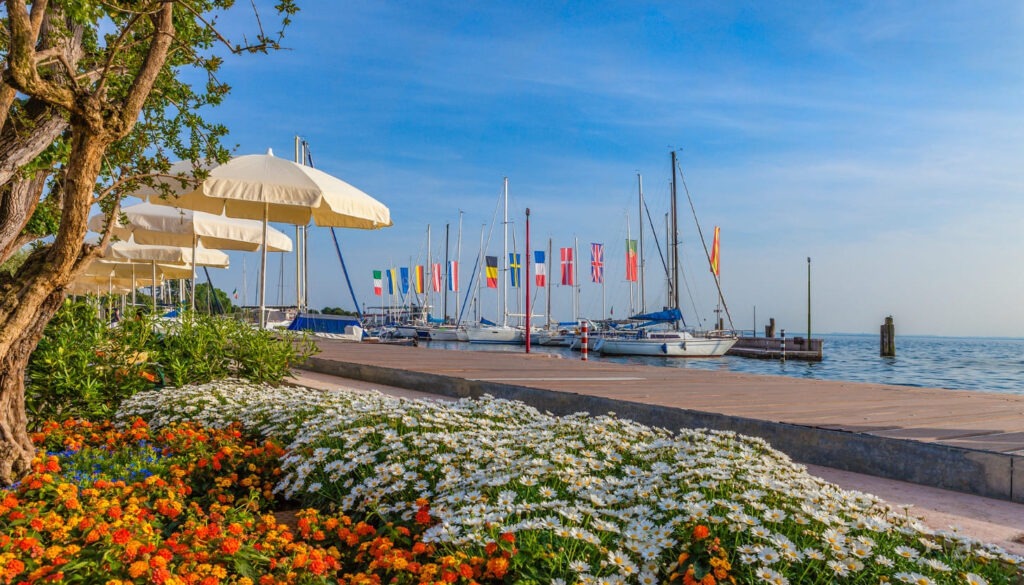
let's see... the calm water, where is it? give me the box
[423,334,1024,395]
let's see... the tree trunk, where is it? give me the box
[0,126,106,485]
[0,282,64,484]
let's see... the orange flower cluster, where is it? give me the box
[1,419,518,585]
[668,525,737,585]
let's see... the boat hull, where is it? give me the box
[428,327,462,341]
[466,325,524,344]
[598,336,737,357]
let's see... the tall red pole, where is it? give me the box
[525,208,531,353]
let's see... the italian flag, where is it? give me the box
[373,270,382,296]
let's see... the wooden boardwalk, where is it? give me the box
[301,340,1024,501]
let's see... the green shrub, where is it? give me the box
[26,302,158,427]
[27,300,320,427]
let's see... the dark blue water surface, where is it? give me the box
[423,334,1024,395]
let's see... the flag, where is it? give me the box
[231,288,238,300]
[414,265,425,294]
[710,226,720,277]
[400,267,410,294]
[590,243,604,284]
[509,253,521,287]
[485,256,498,288]
[447,260,459,291]
[625,239,638,282]
[534,250,546,287]
[372,271,382,296]
[386,268,397,294]
[560,247,574,285]
[431,263,442,292]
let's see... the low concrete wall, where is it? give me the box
[301,356,1019,503]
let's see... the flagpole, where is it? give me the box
[443,223,449,322]
[573,236,579,323]
[455,211,463,326]
[525,208,531,353]
[626,211,633,316]
[426,224,431,323]
[546,238,552,331]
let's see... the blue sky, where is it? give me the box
[179,1,1024,336]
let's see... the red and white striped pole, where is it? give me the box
[581,321,589,361]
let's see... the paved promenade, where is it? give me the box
[300,341,1024,505]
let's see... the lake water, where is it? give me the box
[423,334,1024,395]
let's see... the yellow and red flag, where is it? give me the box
[709,226,720,277]
[414,265,425,294]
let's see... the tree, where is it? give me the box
[193,283,233,315]
[0,1,298,484]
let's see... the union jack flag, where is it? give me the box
[591,243,604,284]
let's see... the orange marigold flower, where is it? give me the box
[128,561,149,578]
[692,525,710,540]
[499,532,515,544]
[484,542,498,556]
[112,528,131,545]
[485,557,508,579]
[219,538,241,555]
[4,558,25,579]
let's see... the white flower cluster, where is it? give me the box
[118,380,1022,585]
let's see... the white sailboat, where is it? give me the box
[598,152,737,358]
[466,178,524,344]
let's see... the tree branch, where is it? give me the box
[110,2,176,138]
[3,1,77,112]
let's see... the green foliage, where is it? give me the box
[0,248,30,276]
[26,302,158,427]
[26,300,320,428]
[227,324,319,385]
[193,282,234,314]
[321,306,358,316]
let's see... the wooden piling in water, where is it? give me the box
[880,316,896,357]
[765,317,776,338]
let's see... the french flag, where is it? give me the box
[534,250,546,287]
[447,260,458,291]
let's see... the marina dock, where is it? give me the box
[301,340,1024,503]
[727,336,824,361]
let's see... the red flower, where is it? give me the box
[220,537,241,555]
[112,528,131,545]
[692,525,710,540]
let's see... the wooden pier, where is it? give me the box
[727,336,823,361]
[300,340,1024,504]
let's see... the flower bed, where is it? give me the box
[115,380,1024,585]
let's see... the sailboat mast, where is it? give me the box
[477,223,485,323]
[626,211,633,316]
[670,150,680,315]
[502,177,509,328]
[456,211,464,324]
[637,172,646,314]
[443,223,449,321]
[426,224,431,322]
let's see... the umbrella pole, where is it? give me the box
[191,234,197,311]
[131,264,136,308]
[295,225,301,312]
[151,261,157,309]
[259,202,269,328]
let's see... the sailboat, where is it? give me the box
[466,178,525,344]
[598,152,737,358]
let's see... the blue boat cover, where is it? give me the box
[479,317,497,326]
[627,308,682,322]
[288,313,361,334]
[427,315,445,324]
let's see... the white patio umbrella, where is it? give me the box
[103,240,229,307]
[141,150,391,326]
[89,202,292,308]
